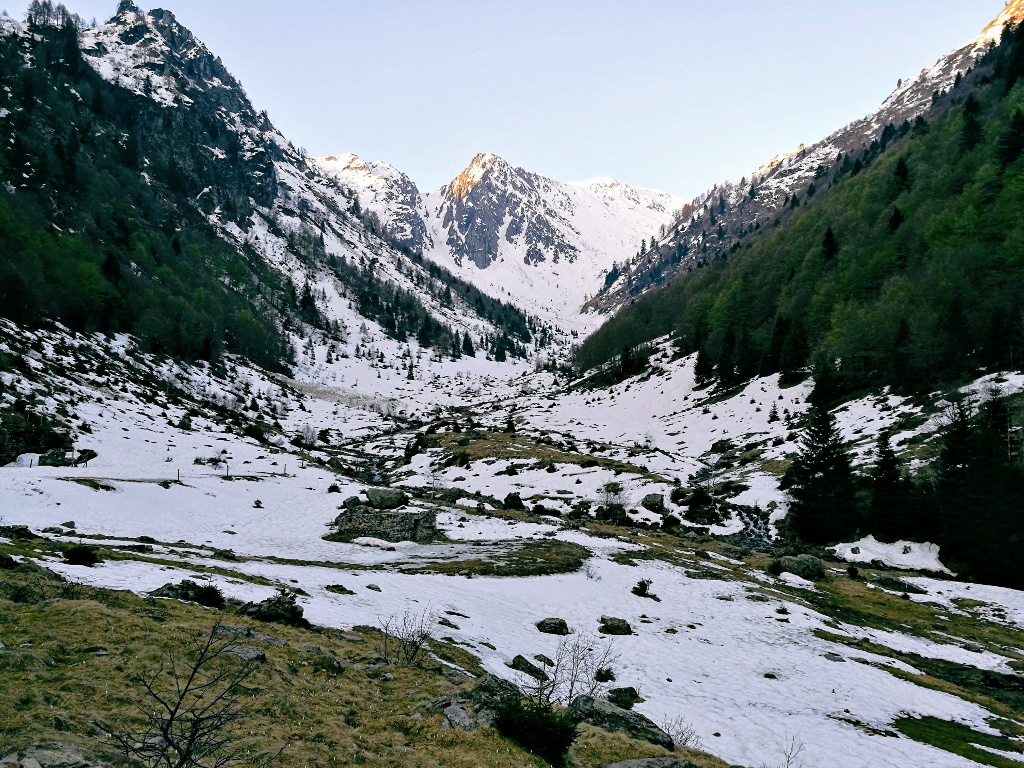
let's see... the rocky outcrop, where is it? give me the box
[567,696,674,750]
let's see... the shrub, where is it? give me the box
[63,544,101,566]
[327,484,341,494]
[492,698,577,768]
[504,492,526,510]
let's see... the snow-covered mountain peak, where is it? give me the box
[448,152,509,199]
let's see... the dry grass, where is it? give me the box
[0,564,730,768]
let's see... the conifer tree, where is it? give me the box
[960,95,985,152]
[462,332,475,357]
[894,157,912,194]
[867,430,914,542]
[780,407,859,544]
[822,227,839,261]
[716,328,737,386]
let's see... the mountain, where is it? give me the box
[0,1,548,377]
[587,0,1024,317]
[316,151,685,331]
[577,5,1024,399]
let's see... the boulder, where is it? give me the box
[238,589,310,628]
[641,494,666,513]
[469,673,522,711]
[567,696,674,750]
[364,488,408,510]
[508,654,548,681]
[536,617,571,635]
[441,705,476,731]
[223,645,266,663]
[599,616,634,635]
[772,554,827,582]
[343,496,362,511]
[0,553,17,570]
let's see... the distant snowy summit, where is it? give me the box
[315,152,685,331]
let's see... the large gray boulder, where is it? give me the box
[772,554,827,582]
[567,696,674,750]
[536,617,571,635]
[641,494,666,513]
[599,616,634,635]
[469,673,523,710]
[364,488,409,510]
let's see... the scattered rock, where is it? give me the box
[0,743,117,768]
[439,617,460,629]
[0,553,17,570]
[224,645,266,663]
[567,696,674,750]
[441,704,476,731]
[508,654,548,680]
[364,488,408,510]
[366,584,382,592]
[823,652,847,663]
[599,616,634,635]
[469,674,523,712]
[770,555,827,582]
[534,653,554,666]
[536,617,571,635]
[380,672,395,682]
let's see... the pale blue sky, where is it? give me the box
[14,1,1008,196]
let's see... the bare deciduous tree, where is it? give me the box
[377,609,434,667]
[524,632,620,706]
[109,622,279,768]
[659,715,703,750]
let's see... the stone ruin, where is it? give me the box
[329,488,436,543]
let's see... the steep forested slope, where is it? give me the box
[578,22,1024,404]
[0,11,289,367]
[0,4,542,373]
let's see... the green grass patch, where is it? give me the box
[894,716,1024,768]
[410,540,590,578]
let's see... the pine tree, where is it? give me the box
[822,227,839,261]
[997,109,1024,168]
[894,157,912,194]
[716,329,737,386]
[960,95,984,153]
[780,407,859,544]
[867,430,912,543]
[888,207,905,234]
[462,332,475,357]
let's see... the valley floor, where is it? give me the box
[2,322,1024,768]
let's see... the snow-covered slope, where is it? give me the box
[316,152,685,332]
[589,0,1024,315]
[73,4,551,369]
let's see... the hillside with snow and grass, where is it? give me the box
[3,2,1024,768]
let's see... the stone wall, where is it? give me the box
[332,507,437,543]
